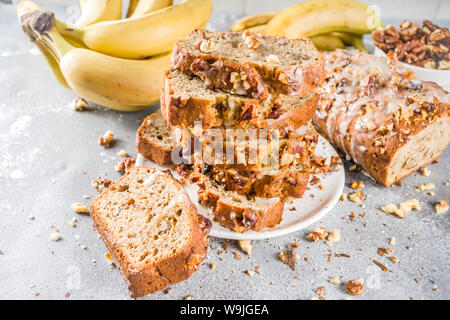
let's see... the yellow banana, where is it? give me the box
[245,24,267,34]
[56,0,213,59]
[126,0,139,17]
[20,8,171,112]
[35,41,71,89]
[310,34,345,51]
[75,0,122,27]
[265,0,382,38]
[129,0,173,18]
[332,32,368,52]
[231,11,278,32]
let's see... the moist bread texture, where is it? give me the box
[196,173,284,233]
[90,166,211,297]
[136,109,177,166]
[162,70,318,130]
[314,49,450,187]
[171,29,325,98]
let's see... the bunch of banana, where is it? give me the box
[17,0,212,111]
[231,0,379,52]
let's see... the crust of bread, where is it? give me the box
[172,29,325,98]
[90,166,210,297]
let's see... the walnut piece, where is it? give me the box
[98,130,114,147]
[306,227,328,242]
[346,279,364,296]
[72,97,89,111]
[238,240,252,255]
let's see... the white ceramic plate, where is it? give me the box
[136,136,344,240]
[374,47,450,91]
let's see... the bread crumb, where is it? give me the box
[381,199,420,218]
[83,195,90,199]
[421,167,431,176]
[238,240,252,255]
[417,183,435,192]
[435,200,449,214]
[104,252,114,265]
[73,97,89,111]
[98,130,114,147]
[327,229,341,244]
[71,202,89,214]
[346,279,363,295]
[28,215,35,220]
[340,193,347,201]
[117,149,127,157]
[68,217,77,227]
[350,181,364,190]
[50,232,61,241]
[91,259,96,263]
[349,191,363,202]
[330,277,341,285]
[388,237,396,245]
[81,245,87,250]
[389,256,399,264]
[244,269,256,277]
[210,263,216,270]
[349,164,359,171]
[306,227,328,242]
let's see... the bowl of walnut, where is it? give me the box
[372,20,450,91]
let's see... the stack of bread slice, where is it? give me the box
[138,29,326,233]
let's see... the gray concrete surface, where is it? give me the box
[0,2,449,300]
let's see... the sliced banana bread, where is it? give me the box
[197,173,284,233]
[161,70,318,131]
[200,124,318,199]
[171,29,325,98]
[90,166,211,297]
[136,109,177,166]
[314,49,450,187]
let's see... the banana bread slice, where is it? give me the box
[161,70,318,131]
[136,109,177,166]
[171,29,325,98]
[200,124,318,199]
[196,173,284,233]
[90,166,211,297]
[314,49,450,187]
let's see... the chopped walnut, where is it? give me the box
[244,269,256,277]
[435,200,449,214]
[266,54,281,64]
[242,30,260,49]
[381,199,421,218]
[350,181,364,190]
[238,240,252,255]
[98,130,114,147]
[421,167,431,176]
[72,97,89,111]
[210,263,216,270]
[278,247,298,271]
[306,227,328,242]
[114,157,136,173]
[71,202,89,214]
[349,191,364,203]
[91,179,112,193]
[389,256,399,264]
[346,279,364,296]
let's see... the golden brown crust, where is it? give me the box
[90,166,210,297]
[171,29,325,98]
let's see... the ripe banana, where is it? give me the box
[231,12,278,32]
[35,40,71,89]
[126,0,139,17]
[265,0,382,38]
[128,0,173,18]
[310,34,345,51]
[56,0,213,59]
[75,0,122,27]
[332,32,368,52]
[20,8,171,112]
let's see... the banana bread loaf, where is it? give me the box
[136,109,177,166]
[171,29,325,98]
[90,166,211,297]
[196,173,284,233]
[161,70,318,131]
[314,49,450,187]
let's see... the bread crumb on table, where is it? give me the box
[72,97,89,111]
[306,227,328,242]
[238,240,252,255]
[98,130,114,147]
[117,149,127,157]
[435,200,449,214]
[329,277,341,285]
[50,232,61,241]
[349,191,364,203]
[381,199,420,218]
[421,167,431,176]
[71,202,89,214]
